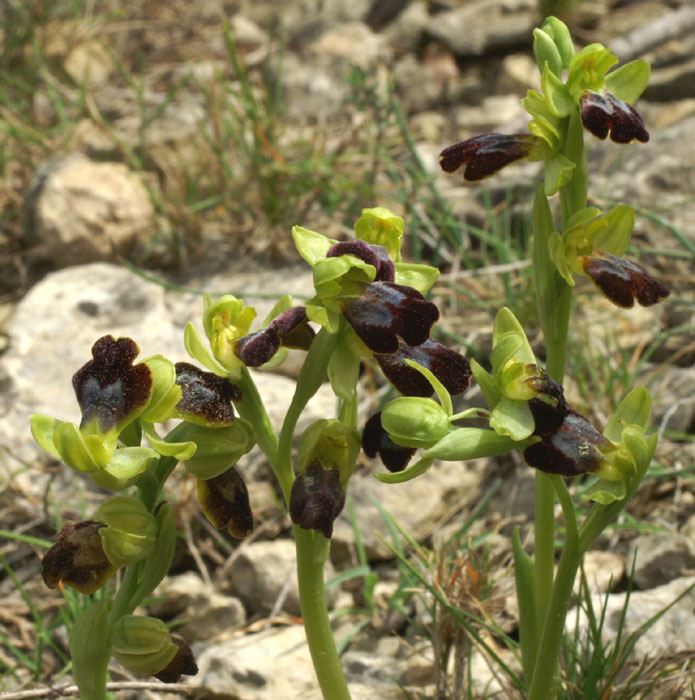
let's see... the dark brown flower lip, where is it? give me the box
[289,461,346,538]
[361,411,416,473]
[72,336,152,433]
[342,281,439,354]
[174,362,241,426]
[235,306,315,367]
[439,133,537,181]
[580,90,649,144]
[197,466,253,539]
[581,252,670,308]
[375,338,471,397]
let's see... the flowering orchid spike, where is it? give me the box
[439,133,540,181]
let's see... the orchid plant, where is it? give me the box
[29,16,668,700]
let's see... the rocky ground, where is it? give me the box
[0,0,694,698]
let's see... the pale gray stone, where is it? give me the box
[627,533,695,589]
[222,539,337,616]
[24,155,155,266]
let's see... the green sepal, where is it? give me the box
[403,359,453,415]
[533,27,563,77]
[591,205,634,257]
[393,262,440,294]
[354,206,404,262]
[142,422,197,460]
[181,422,255,479]
[603,387,651,442]
[103,446,157,481]
[523,90,561,151]
[566,206,602,229]
[605,60,650,104]
[581,476,627,505]
[327,339,360,401]
[129,503,176,608]
[490,396,535,441]
[542,16,574,68]
[424,427,523,461]
[30,414,63,461]
[381,397,450,449]
[111,615,177,675]
[493,308,536,365]
[374,456,435,484]
[69,600,112,700]
[470,359,501,410]
[544,152,576,196]
[292,225,339,266]
[140,355,181,423]
[541,65,574,117]
[184,322,229,377]
[306,298,342,333]
[55,422,106,472]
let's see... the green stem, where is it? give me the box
[295,527,352,700]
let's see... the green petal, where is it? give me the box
[103,447,157,480]
[142,422,197,460]
[141,355,182,423]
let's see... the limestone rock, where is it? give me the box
[626,533,695,589]
[222,539,337,616]
[24,155,155,267]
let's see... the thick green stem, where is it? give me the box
[295,527,352,700]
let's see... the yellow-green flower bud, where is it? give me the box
[381,397,449,449]
[111,615,178,675]
[354,206,405,262]
[98,496,157,568]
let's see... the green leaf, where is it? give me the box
[512,527,537,683]
[393,262,439,294]
[490,397,535,441]
[292,225,339,265]
[605,60,650,104]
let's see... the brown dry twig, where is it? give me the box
[0,681,193,699]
